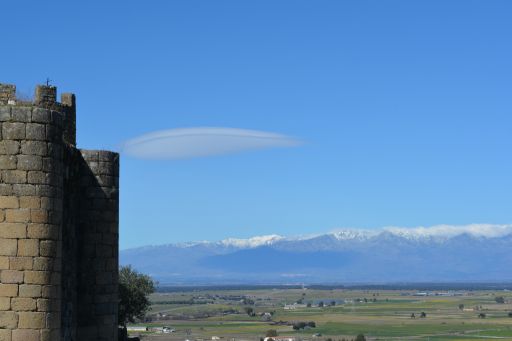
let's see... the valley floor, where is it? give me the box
[128,288,512,341]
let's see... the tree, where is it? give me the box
[293,322,307,330]
[355,334,366,341]
[508,312,512,318]
[318,301,324,307]
[458,304,464,310]
[420,312,427,318]
[266,330,278,337]
[244,307,254,316]
[118,265,156,326]
[495,296,505,304]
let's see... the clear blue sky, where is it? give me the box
[3,1,511,249]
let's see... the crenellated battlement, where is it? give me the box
[0,82,119,341]
[0,83,77,146]
[0,83,74,108]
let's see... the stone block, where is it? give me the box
[0,256,9,270]
[27,224,58,240]
[17,155,42,171]
[0,184,13,196]
[24,271,51,285]
[27,171,50,184]
[42,158,62,174]
[21,141,47,156]
[11,107,31,122]
[0,196,18,209]
[36,298,50,311]
[1,170,27,184]
[9,257,33,270]
[11,329,39,341]
[0,297,10,310]
[25,123,46,141]
[0,223,26,238]
[39,329,52,341]
[0,270,24,284]
[2,122,25,140]
[17,239,39,257]
[0,239,17,256]
[18,284,41,298]
[39,240,57,257]
[39,197,52,209]
[0,311,17,329]
[0,106,11,121]
[30,209,48,223]
[0,330,12,341]
[41,285,59,298]
[0,141,20,155]
[5,209,30,223]
[0,155,17,169]
[0,284,18,297]
[0,329,11,341]
[31,108,51,123]
[32,257,54,271]
[11,184,35,196]
[19,196,40,209]
[35,185,61,198]
[10,297,36,311]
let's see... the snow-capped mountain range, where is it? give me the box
[120,224,512,284]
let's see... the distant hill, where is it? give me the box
[120,224,512,285]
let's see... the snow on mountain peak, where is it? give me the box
[330,229,376,240]
[162,224,512,251]
[219,234,284,248]
[325,224,512,242]
[383,224,512,240]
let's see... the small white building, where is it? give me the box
[264,337,295,341]
[126,326,148,332]
[284,303,307,310]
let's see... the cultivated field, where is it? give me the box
[128,287,512,341]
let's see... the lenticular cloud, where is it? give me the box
[121,127,301,160]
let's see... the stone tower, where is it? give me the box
[0,83,119,341]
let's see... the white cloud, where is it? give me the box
[121,127,302,160]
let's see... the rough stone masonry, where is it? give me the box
[0,83,119,341]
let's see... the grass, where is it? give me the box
[130,289,512,340]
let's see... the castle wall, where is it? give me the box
[0,83,119,341]
[0,104,64,341]
[76,150,119,341]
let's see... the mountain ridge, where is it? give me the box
[120,224,512,284]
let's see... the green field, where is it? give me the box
[128,288,512,341]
